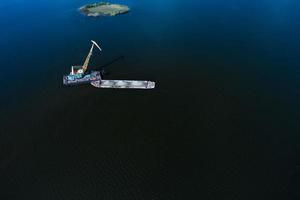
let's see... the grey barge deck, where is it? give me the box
[91,80,155,89]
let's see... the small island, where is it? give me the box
[79,2,130,17]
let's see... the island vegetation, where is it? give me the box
[79,2,130,17]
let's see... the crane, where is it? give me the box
[82,40,102,72]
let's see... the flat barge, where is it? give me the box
[91,80,155,89]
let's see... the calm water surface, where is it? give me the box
[1,0,300,199]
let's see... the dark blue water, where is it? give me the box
[1,0,300,199]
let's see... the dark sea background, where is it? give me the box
[1,0,300,199]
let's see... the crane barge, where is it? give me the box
[63,40,155,89]
[63,40,102,85]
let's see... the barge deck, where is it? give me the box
[91,80,155,89]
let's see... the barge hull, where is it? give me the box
[63,71,101,86]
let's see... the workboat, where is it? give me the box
[63,40,156,89]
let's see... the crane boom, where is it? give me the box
[82,40,102,72]
[91,40,102,51]
[82,44,94,72]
